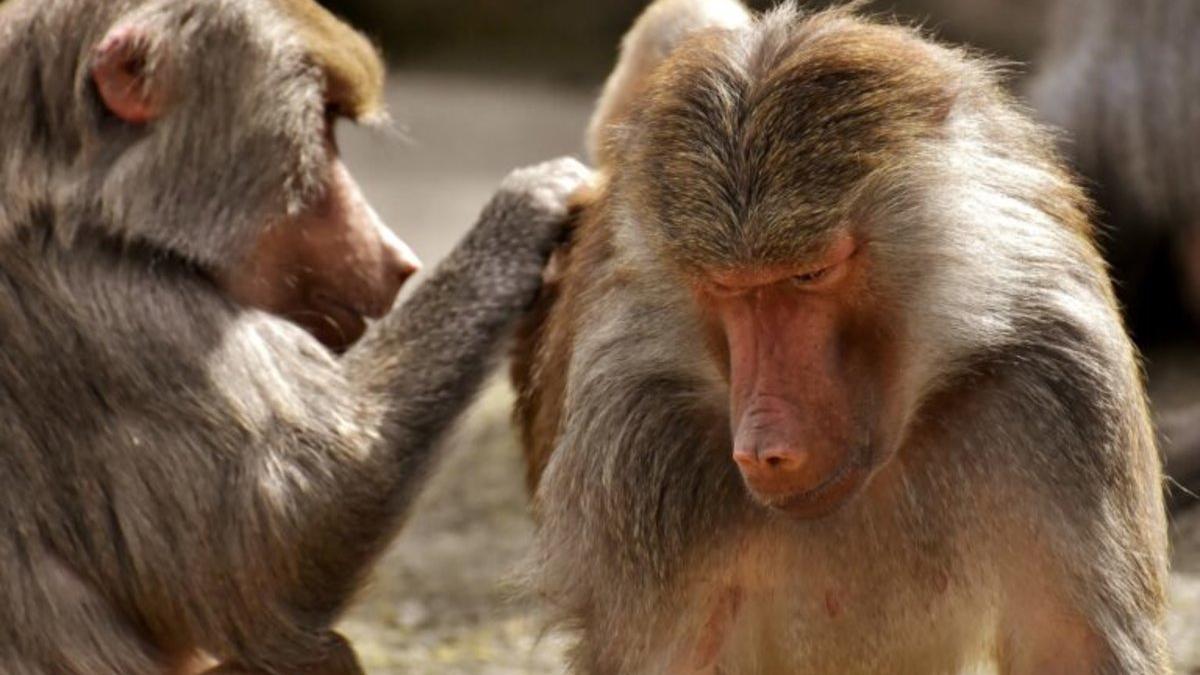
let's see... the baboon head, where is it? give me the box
[79,0,418,350]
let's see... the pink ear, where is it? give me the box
[90,24,164,124]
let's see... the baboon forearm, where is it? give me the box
[360,274,516,453]
[355,278,534,456]
[345,175,575,476]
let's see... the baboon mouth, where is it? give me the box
[293,295,370,352]
[751,452,872,519]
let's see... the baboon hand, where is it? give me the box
[450,157,593,309]
[499,156,593,246]
[479,157,593,258]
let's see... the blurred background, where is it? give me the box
[318,1,1200,672]
[323,0,1047,80]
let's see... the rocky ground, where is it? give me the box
[336,73,1200,674]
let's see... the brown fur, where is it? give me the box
[513,187,613,491]
[274,0,385,120]
[626,18,958,272]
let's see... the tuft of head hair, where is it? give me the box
[275,0,386,122]
[587,0,752,164]
[602,2,965,271]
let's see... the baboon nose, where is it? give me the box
[374,226,422,315]
[733,440,834,499]
[384,241,420,288]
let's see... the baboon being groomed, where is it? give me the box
[513,0,1170,672]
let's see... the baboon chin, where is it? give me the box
[514,0,1169,672]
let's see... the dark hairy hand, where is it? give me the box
[448,157,593,309]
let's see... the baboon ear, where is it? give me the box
[91,23,166,124]
[587,0,751,165]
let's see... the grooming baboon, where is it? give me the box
[1027,0,1200,507]
[0,0,589,673]
[513,0,1170,671]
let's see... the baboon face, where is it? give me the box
[692,234,890,518]
[86,0,418,350]
[218,129,420,351]
[613,24,953,517]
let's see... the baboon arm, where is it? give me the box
[343,160,587,504]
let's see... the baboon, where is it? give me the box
[1027,0,1200,507]
[0,0,589,673]
[513,0,1170,672]
[1029,0,1200,344]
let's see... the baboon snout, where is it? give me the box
[366,216,422,316]
[318,158,421,319]
[219,159,421,351]
[713,274,867,517]
[292,162,422,350]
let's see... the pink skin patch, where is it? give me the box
[704,233,869,518]
[824,589,843,619]
[690,587,744,671]
[91,24,163,124]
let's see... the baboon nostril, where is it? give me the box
[734,444,802,473]
[760,447,801,470]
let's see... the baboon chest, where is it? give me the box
[666,534,996,674]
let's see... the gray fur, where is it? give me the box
[0,0,590,672]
